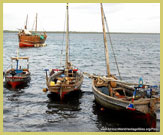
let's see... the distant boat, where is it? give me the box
[4,53,30,88]
[84,3,160,124]
[44,3,83,100]
[18,14,47,47]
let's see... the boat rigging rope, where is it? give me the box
[103,9,122,80]
[60,10,67,67]
[38,17,45,32]
[4,64,11,73]
[31,17,36,32]
[69,33,70,62]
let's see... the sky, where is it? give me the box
[3,3,160,33]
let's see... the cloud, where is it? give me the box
[3,3,160,33]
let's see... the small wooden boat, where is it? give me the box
[4,56,30,89]
[92,76,160,115]
[44,3,83,100]
[85,3,160,121]
[18,14,47,47]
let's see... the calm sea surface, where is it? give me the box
[3,32,160,132]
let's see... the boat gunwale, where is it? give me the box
[92,79,150,105]
[47,70,83,86]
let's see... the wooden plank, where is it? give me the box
[11,57,29,60]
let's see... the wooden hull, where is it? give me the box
[47,71,84,100]
[92,80,159,128]
[5,76,30,88]
[5,69,30,89]
[92,79,159,115]
[93,100,157,129]
[18,34,47,47]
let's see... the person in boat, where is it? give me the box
[10,69,16,77]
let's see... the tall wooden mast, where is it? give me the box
[100,3,111,77]
[65,3,69,68]
[25,14,28,29]
[35,13,38,33]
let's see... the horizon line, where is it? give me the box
[3,30,160,34]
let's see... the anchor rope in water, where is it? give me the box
[103,7,122,80]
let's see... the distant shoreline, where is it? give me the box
[3,30,160,34]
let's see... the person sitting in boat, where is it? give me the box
[10,69,16,77]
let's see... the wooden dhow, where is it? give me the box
[44,3,83,100]
[84,3,160,121]
[18,14,47,47]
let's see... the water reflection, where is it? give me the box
[45,91,83,123]
[92,101,157,132]
[4,89,24,121]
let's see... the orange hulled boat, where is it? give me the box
[18,14,47,48]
